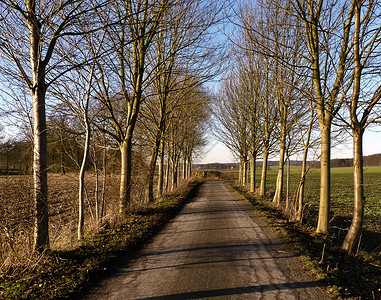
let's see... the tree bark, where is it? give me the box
[240,159,247,187]
[171,157,178,190]
[285,156,291,212]
[296,107,314,221]
[32,86,49,252]
[25,0,50,252]
[342,2,365,252]
[259,148,269,197]
[296,145,309,222]
[342,129,364,252]
[238,160,243,185]
[165,143,171,192]
[187,156,192,178]
[119,137,132,217]
[182,158,186,180]
[157,139,165,196]
[145,137,161,203]
[260,147,269,197]
[316,124,331,234]
[94,156,99,223]
[100,141,107,220]
[250,151,256,193]
[273,130,286,208]
[78,121,90,240]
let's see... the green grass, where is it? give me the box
[233,165,381,299]
[225,165,381,238]
[254,165,381,231]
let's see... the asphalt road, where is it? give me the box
[83,181,331,299]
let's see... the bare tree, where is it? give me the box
[233,51,262,193]
[167,86,210,188]
[93,0,170,218]
[213,72,250,186]
[139,0,220,202]
[0,0,106,252]
[256,58,278,198]
[292,0,356,234]
[238,0,303,207]
[338,0,381,252]
[293,100,318,222]
[51,66,99,240]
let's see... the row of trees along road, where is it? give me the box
[214,0,381,253]
[0,0,222,253]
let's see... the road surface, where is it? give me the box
[82,181,330,299]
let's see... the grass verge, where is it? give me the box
[0,178,202,300]
[231,183,381,300]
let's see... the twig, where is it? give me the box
[319,243,326,264]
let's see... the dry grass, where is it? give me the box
[0,169,189,283]
[0,175,201,299]
[0,172,122,277]
[0,176,34,277]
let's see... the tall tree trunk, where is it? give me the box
[260,147,269,197]
[296,109,314,221]
[241,161,245,186]
[316,124,331,234]
[187,156,192,178]
[94,158,99,223]
[342,128,364,252]
[342,2,367,252]
[296,145,309,222]
[118,13,147,218]
[273,132,286,207]
[32,86,49,252]
[157,139,165,197]
[305,0,354,234]
[250,151,256,192]
[145,137,160,203]
[119,136,132,218]
[171,157,178,190]
[100,143,107,221]
[28,3,49,252]
[238,160,243,185]
[241,159,247,186]
[182,158,186,180]
[165,144,171,193]
[78,122,91,240]
[285,155,290,212]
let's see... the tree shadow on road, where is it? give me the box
[135,281,323,299]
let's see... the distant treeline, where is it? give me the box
[0,136,120,175]
[330,153,381,168]
[2,139,380,174]
[196,154,381,170]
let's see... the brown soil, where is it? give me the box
[0,176,201,299]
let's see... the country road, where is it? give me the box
[82,181,331,300]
